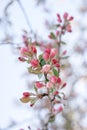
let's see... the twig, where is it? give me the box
[16,0,33,33]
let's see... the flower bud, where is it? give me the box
[57,77,62,84]
[41,64,51,74]
[35,82,43,89]
[23,92,30,97]
[57,14,62,23]
[68,16,74,21]
[30,59,39,68]
[63,12,68,19]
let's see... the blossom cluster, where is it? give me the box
[18,12,73,123]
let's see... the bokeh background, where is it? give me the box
[0,0,87,130]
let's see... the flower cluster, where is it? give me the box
[18,12,73,125]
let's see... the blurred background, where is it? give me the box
[0,0,87,130]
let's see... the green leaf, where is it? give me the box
[39,54,43,60]
[61,64,66,68]
[53,68,59,77]
[20,97,31,103]
[28,66,41,74]
[60,41,67,45]
[56,24,61,27]
[30,98,37,104]
[50,32,57,39]
[34,85,38,93]
[40,58,46,67]
[49,115,55,123]
[57,95,61,99]
[50,87,56,93]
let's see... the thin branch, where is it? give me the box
[16,0,33,33]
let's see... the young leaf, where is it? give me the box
[60,41,67,45]
[50,32,57,39]
[49,115,55,123]
[39,54,43,60]
[34,85,38,93]
[53,68,59,77]
[61,64,66,68]
[20,97,31,103]
[30,98,37,104]
[40,58,46,67]
[28,67,41,74]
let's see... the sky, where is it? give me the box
[0,0,87,130]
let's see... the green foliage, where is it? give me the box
[53,68,59,77]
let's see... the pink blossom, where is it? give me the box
[57,77,62,84]
[45,48,51,55]
[55,63,60,68]
[20,47,29,57]
[46,82,53,88]
[31,46,37,54]
[54,91,59,95]
[35,82,43,89]
[50,48,58,58]
[57,106,63,112]
[43,53,49,61]
[18,57,26,62]
[66,25,72,32]
[30,59,39,68]
[50,76,58,84]
[41,64,51,74]
[57,14,62,23]
[62,50,67,55]
[63,12,68,19]
[52,59,58,65]
[62,82,67,88]
[68,16,74,21]
[53,106,63,113]
[23,92,30,97]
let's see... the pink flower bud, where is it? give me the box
[30,59,39,68]
[43,53,50,61]
[57,106,63,112]
[20,47,29,57]
[57,14,62,23]
[23,92,30,97]
[56,30,59,36]
[35,82,43,89]
[54,91,59,95]
[30,103,34,107]
[63,12,68,19]
[18,57,26,62]
[57,77,62,84]
[66,25,72,32]
[55,63,60,68]
[62,50,67,55]
[46,82,53,88]
[50,76,58,84]
[31,46,37,54]
[41,64,51,74]
[45,48,51,55]
[50,48,58,58]
[52,59,58,65]
[68,16,74,21]
[62,82,67,88]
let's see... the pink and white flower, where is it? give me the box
[30,59,39,68]
[41,64,51,74]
